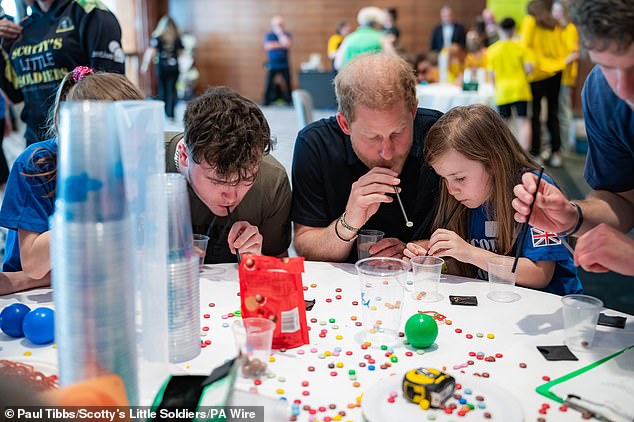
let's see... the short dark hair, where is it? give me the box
[183,87,273,183]
[500,17,516,32]
[570,0,634,54]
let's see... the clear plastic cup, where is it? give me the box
[56,101,126,222]
[232,318,276,377]
[357,230,385,260]
[355,257,409,347]
[193,234,209,270]
[165,173,196,261]
[562,294,603,351]
[487,256,521,303]
[411,256,444,302]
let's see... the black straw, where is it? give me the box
[226,206,241,263]
[511,167,544,273]
[425,201,461,256]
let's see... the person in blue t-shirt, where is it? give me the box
[263,16,292,105]
[513,0,633,277]
[0,67,143,295]
[405,105,581,295]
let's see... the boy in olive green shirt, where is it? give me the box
[166,87,291,263]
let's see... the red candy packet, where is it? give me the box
[238,255,309,349]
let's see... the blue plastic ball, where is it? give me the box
[22,307,55,344]
[0,303,31,338]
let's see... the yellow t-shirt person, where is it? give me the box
[486,40,533,105]
[327,34,343,59]
[520,15,567,82]
[561,23,579,87]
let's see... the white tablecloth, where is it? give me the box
[417,83,496,113]
[1,261,632,422]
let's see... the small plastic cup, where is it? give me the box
[357,230,385,260]
[355,257,409,347]
[562,294,603,351]
[193,234,209,270]
[411,256,444,302]
[231,318,275,377]
[486,256,521,303]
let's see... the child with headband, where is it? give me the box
[0,67,143,294]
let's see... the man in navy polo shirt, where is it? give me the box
[513,0,634,277]
[263,15,292,105]
[291,53,442,263]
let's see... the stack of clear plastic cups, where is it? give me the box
[164,173,200,363]
[51,101,138,404]
[115,102,169,404]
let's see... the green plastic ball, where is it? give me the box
[404,313,438,349]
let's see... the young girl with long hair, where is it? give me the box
[0,67,143,294]
[405,104,581,295]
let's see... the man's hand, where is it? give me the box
[574,223,634,276]
[368,238,406,259]
[227,221,263,256]
[427,229,475,263]
[344,167,399,229]
[512,172,578,233]
[0,18,21,40]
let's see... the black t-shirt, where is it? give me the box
[291,108,442,262]
[150,36,183,68]
[0,0,125,144]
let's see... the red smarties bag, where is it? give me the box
[238,255,309,349]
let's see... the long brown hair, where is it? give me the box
[152,15,180,50]
[424,105,539,276]
[528,0,558,30]
[30,70,144,197]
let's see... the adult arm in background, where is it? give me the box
[264,31,291,51]
[140,46,156,74]
[0,18,24,103]
[0,271,50,296]
[0,17,21,41]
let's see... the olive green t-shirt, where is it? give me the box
[166,134,292,263]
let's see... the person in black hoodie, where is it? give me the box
[0,0,124,146]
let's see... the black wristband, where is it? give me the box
[334,218,357,242]
[564,202,584,236]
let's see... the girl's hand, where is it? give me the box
[427,229,475,263]
[403,242,427,261]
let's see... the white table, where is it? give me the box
[417,83,496,113]
[1,261,632,421]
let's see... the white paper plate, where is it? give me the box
[362,373,524,422]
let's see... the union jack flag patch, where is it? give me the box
[531,228,562,248]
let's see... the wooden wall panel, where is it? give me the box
[168,0,486,101]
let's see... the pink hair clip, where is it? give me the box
[72,66,94,82]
